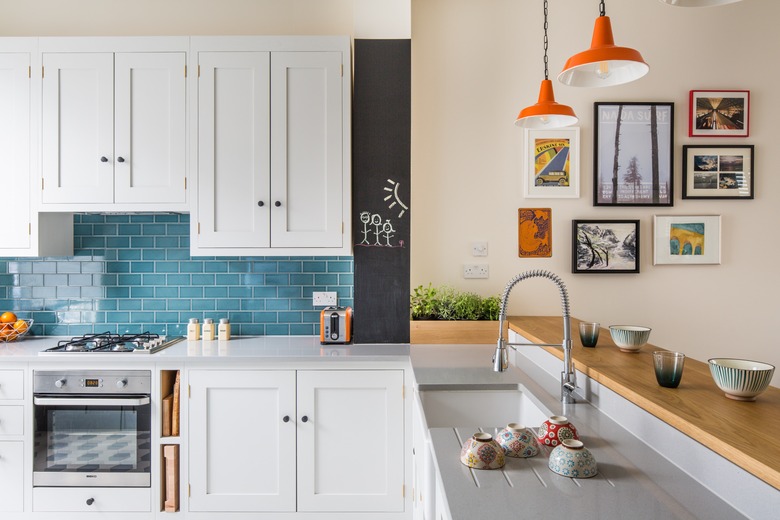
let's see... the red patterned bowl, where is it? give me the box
[460,432,506,470]
[537,415,579,447]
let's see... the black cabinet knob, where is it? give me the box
[86,498,95,506]
[301,415,308,423]
[274,201,282,207]
[117,157,125,163]
[100,156,108,163]
[282,415,290,423]
[257,201,265,207]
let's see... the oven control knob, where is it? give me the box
[116,379,128,389]
[86,498,95,506]
[55,379,66,388]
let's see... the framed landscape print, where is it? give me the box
[689,90,749,138]
[594,102,673,207]
[524,127,580,198]
[572,220,640,274]
[682,145,753,199]
[518,208,552,258]
[654,215,721,265]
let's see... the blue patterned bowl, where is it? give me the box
[708,358,775,401]
[609,325,651,352]
[548,439,598,479]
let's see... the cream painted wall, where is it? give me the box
[412,0,780,385]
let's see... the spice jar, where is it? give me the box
[187,318,200,341]
[218,318,231,341]
[202,318,216,341]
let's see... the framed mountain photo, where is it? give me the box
[572,220,640,274]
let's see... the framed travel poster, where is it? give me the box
[594,102,673,207]
[572,220,640,274]
[682,145,753,199]
[689,90,749,137]
[654,215,721,265]
[518,208,552,258]
[524,127,579,198]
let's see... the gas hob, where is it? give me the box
[39,332,184,355]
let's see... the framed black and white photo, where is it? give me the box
[594,102,674,207]
[689,90,749,138]
[682,145,753,199]
[572,220,640,274]
[523,127,580,198]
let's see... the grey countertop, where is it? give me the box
[411,344,749,520]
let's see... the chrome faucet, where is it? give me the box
[492,270,576,405]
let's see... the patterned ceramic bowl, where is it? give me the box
[609,325,651,352]
[548,439,598,478]
[537,415,579,447]
[496,423,539,458]
[460,432,505,470]
[708,358,775,401]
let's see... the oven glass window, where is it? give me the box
[34,404,151,475]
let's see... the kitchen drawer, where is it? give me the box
[33,487,151,512]
[0,441,24,512]
[0,405,23,436]
[0,370,23,400]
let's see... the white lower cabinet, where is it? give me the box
[32,487,151,512]
[0,441,23,512]
[188,369,405,515]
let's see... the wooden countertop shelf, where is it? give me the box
[508,316,780,491]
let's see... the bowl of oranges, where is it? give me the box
[0,312,33,342]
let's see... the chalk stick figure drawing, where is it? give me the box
[382,220,395,246]
[359,212,372,245]
[384,179,409,218]
[371,213,384,245]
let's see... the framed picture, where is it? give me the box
[689,90,749,138]
[572,220,640,274]
[518,208,551,258]
[594,102,673,206]
[682,145,754,199]
[653,215,721,265]
[524,127,579,198]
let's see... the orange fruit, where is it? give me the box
[13,320,28,335]
[0,311,17,323]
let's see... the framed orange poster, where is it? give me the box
[518,208,552,258]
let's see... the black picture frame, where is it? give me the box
[594,102,674,207]
[572,220,640,274]
[682,145,754,200]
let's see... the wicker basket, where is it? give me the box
[0,319,33,342]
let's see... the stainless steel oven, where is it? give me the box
[33,370,152,487]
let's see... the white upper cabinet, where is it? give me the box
[39,38,187,211]
[190,36,351,256]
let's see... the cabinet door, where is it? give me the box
[0,441,23,512]
[270,51,344,248]
[197,52,271,248]
[0,53,30,250]
[114,52,186,204]
[189,370,296,512]
[42,52,114,203]
[297,370,404,512]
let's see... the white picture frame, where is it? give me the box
[523,127,580,199]
[653,215,722,265]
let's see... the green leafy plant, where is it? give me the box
[411,285,500,321]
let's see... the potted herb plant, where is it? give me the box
[409,284,506,344]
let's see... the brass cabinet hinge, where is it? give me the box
[340,64,343,77]
[402,385,405,399]
[41,66,44,78]
[197,64,200,77]
[197,222,201,235]
[28,65,31,78]
[402,484,405,498]
[28,223,32,235]
[188,384,191,398]
[184,64,187,78]
[41,178,44,190]
[184,178,187,190]
[188,483,191,497]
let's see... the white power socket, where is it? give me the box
[312,291,338,306]
[463,264,489,279]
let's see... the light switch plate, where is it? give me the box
[471,241,488,257]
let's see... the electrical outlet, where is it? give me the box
[463,264,489,279]
[312,291,338,306]
[471,241,488,257]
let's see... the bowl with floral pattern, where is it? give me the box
[548,439,598,478]
[460,432,505,470]
[537,415,579,447]
[497,423,539,458]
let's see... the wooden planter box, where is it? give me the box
[409,320,506,344]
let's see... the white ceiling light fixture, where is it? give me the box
[659,0,742,6]
[515,0,578,129]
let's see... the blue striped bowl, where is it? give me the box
[609,325,651,352]
[708,358,775,401]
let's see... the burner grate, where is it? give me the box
[50,332,161,353]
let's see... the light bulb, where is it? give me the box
[597,61,611,79]
[539,115,550,125]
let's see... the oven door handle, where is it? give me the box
[33,396,150,407]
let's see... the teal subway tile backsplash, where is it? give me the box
[1,214,353,337]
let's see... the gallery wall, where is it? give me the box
[411,0,780,384]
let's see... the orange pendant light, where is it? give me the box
[558,1,649,88]
[516,0,577,129]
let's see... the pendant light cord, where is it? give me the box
[599,0,606,17]
[543,0,549,80]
